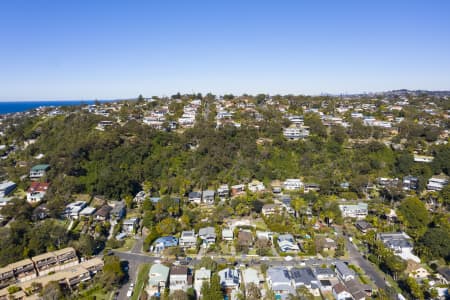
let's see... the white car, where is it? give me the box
[126,289,133,297]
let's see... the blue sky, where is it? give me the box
[0,0,449,100]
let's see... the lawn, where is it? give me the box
[131,263,151,300]
[117,238,136,252]
[89,290,115,300]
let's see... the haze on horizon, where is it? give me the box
[0,0,449,101]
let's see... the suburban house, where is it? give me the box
[231,184,246,196]
[122,218,139,234]
[110,201,126,220]
[339,202,368,219]
[290,267,320,296]
[266,267,295,299]
[407,263,430,280]
[271,181,282,194]
[26,182,49,203]
[169,266,192,292]
[242,267,260,287]
[355,220,373,233]
[151,236,178,253]
[437,267,450,285]
[315,237,337,252]
[133,191,147,204]
[237,230,253,249]
[378,232,420,262]
[188,192,202,204]
[94,205,112,221]
[147,264,170,298]
[32,204,49,221]
[222,228,234,241]
[218,268,240,293]
[247,180,265,193]
[256,231,273,242]
[0,181,16,199]
[403,175,419,191]
[217,184,229,199]
[344,278,371,300]
[202,190,215,204]
[179,231,197,248]
[332,283,353,300]
[29,164,50,180]
[198,227,216,247]
[64,201,87,219]
[304,183,320,193]
[79,206,96,218]
[427,175,449,191]
[283,127,310,140]
[334,261,355,282]
[262,204,281,216]
[194,267,211,299]
[313,267,336,280]
[283,179,303,191]
[277,234,300,252]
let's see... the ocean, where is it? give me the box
[0,100,112,115]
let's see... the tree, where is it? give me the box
[156,217,178,235]
[406,276,424,300]
[41,281,63,300]
[418,226,450,262]
[383,254,406,280]
[197,257,218,272]
[246,282,261,300]
[440,184,450,208]
[169,290,188,300]
[397,197,430,240]
[73,234,97,257]
[100,255,124,289]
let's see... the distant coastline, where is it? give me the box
[0,100,114,115]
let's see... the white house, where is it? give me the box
[333,283,353,300]
[179,230,197,248]
[339,202,368,219]
[169,266,191,292]
[427,175,449,191]
[194,268,211,299]
[29,164,50,179]
[64,201,87,219]
[247,180,266,193]
[202,190,215,205]
[283,127,310,140]
[218,268,240,292]
[378,232,420,262]
[277,234,300,252]
[334,261,355,282]
[266,267,295,298]
[222,228,234,241]
[283,179,303,191]
[198,227,216,247]
[122,218,139,234]
[26,182,49,203]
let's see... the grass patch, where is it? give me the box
[131,263,151,300]
[117,238,136,252]
[89,290,115,300]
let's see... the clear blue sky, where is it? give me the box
[1,0,449,100]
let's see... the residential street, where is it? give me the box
[345,237,388,290]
